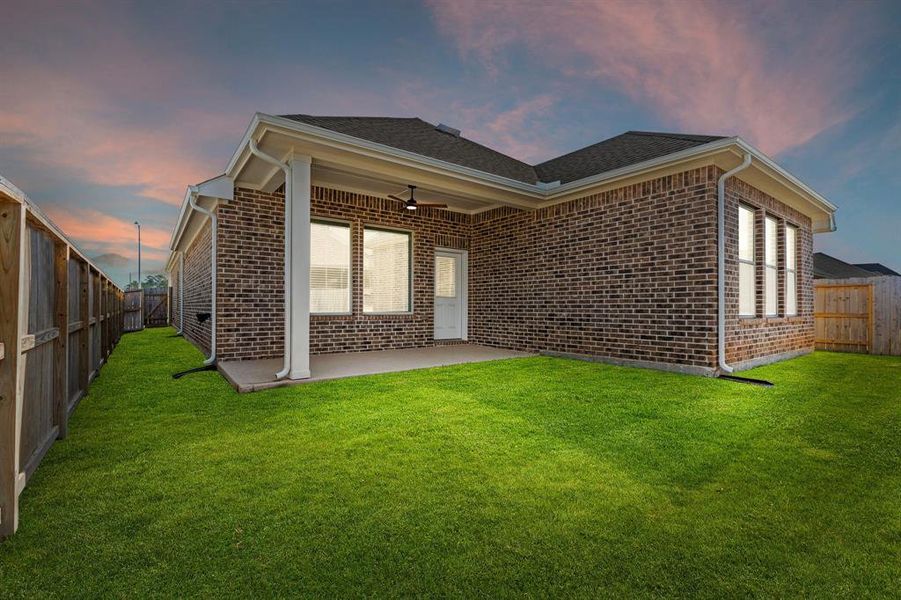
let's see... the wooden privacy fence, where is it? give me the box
[1,177,124,538]
[815,276,901,355]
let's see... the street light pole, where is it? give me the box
[134,221,141,289]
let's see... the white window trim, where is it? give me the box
[785,224,798,317]
[435,247,468,341]
[362,224,413,315]
[738,204,757,317]
[764,215,779,317]
[310,218,353,316]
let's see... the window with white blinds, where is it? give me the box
[310,221,351,314]
[765,216,778,316]
[738,205,756,317]
[785,225,797,316]
[363,228,411,313]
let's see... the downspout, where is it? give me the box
[188,187,217,366]
[248,139,292,380]
[175,251,184,335]
[717,153,753,374]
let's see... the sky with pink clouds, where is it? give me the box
[2,0,899,285]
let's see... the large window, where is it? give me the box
[363,227,411,313]
[785,225,798,316]
[310,221,351,314]
[765,216,778,316]
[738,205,756,317]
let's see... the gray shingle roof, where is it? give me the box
[280,115,725,185]
[814,253,879,279]
[853,263,900,276]
[280,115,539,184]
[534,131,725,184]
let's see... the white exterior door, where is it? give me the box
[434,250,464,340]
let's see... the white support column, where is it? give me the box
[289,155,312,379]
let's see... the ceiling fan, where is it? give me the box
[387,185,447,211]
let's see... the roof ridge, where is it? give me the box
[280,114,421,121]
[625,130,727,142]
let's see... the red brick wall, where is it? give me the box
[723,175,815,366]
[208,166,814,372]
[470,167,720,369]
[217,188,286,362]
[181,222,212,354]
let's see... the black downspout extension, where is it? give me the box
[717,373,774,387]
[172,363,217,379]
[172,312,215,379]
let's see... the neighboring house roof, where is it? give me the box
[814,253,880,279]
[854,263,901,276]
[279,115,724,185]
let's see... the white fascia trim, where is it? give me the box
[165,251,178,273]
[170,174,234,252]
[224,114,837,225]
[732,137,838,215]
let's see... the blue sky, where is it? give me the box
[2,0,899,285]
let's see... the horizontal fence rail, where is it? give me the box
[1,177,124,538]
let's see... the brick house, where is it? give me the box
[166,113,836,388]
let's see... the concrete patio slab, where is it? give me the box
[218,344,535,393]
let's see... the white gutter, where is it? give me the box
[188,187,217,366]
[248,139,292,380]
[717,153,753,374]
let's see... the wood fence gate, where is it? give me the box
[143,287,168,327]
[814,283,874,353]
[123,290,143,332]
[123,288,169,332]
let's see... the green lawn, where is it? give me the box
[1,328,899,598]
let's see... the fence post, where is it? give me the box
[53,243,69,439]
[0,199,25,537]
[79,262,89,396]
[94,271,101,376]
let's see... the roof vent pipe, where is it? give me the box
[717,152,753,374]
[436,123,461,137]
[248,139,292,380]
[188,187,217,366]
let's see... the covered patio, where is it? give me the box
[218,344,534,392]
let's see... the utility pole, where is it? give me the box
[134,221,141,288]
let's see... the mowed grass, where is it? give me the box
[1,328,899,598]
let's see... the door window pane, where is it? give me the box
[435,255,456,298]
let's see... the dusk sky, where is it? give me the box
[2,0,899,286]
